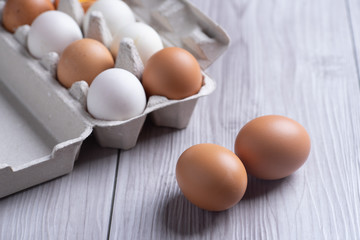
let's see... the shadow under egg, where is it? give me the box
[161,192,226,236]
[242,174,294,201]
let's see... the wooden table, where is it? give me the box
[1,0,360,239]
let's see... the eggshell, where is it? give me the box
[176,143,248,211]
[2,0,54,33]
[142,47,202,100]
[83,0,135,36]
[234,115,311,180]
[57,38,114,88]
[80,0,97,12]
[27,11,83,58]
[87,68,146,121]
[55,0,96,12]
[111,22,163,64]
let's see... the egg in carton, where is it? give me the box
[0,0,229,198]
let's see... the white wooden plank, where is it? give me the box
[0,136,118,240]
[109,0,360,239]
[346,0,360,79]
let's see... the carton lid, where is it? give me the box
[0,29,92,171]
[124,0,230,69]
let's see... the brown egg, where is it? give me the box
[79,0,97,12]
[235,115,311,180]
[57,38,114,88]
[2,0,54,33]
[54,0,96,12]
[176,143,248,211]
[142,47,202,100]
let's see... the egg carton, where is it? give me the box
[0,0,229,198]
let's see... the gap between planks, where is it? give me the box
[107,149,121,240]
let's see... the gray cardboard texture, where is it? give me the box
[124,0,229,69]
[0,0,229,198]
[0,27,92,198]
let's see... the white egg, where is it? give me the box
[111,22,164,64]
[27,11,83,59]
[87,68,146,121]
[83,0,135,37]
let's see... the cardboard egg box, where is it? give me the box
[0,0,229,198]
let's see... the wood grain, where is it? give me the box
[109,0,360,239]
[346,0,360,82]
[0,0,360,239]
[0,136,118,240]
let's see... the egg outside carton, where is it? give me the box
[0,0,228,198]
